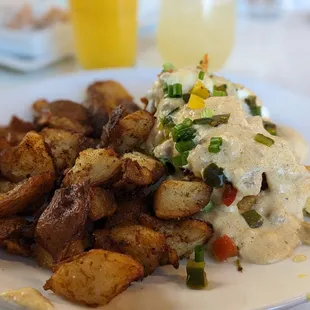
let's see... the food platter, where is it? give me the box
[0,68,310,310]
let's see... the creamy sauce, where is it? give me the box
[145,67,310,264]
[1,288,54,310]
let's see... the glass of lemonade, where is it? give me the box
[157,0,236,71]
[69,0,137,69]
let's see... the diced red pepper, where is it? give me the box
[212,235,238,262]
[222,183,237,206]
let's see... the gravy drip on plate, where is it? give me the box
[145,67,310,264]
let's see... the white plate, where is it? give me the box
[1,68,310,310]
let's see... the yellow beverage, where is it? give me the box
[69,0,137,69]
[157,0,236,71]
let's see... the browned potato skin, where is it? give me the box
[110,225,179,275]
[3,239,31,257]
[35,184,89,263]
[44,249,144,306]
[62,148,121,187]
[0,131,55,182]
[109,110,155,153]
[139,213,213,258]
[32,244,54,269]
[0,178,16,194]
[88,187,117,221]
[0,217,29,246]
[41,128,95,175]
[237,195,257,213]
[105,197,145,229]
[113,152,165,190]
[0,172,54,218]
[92,229,120,252]
[154,180,212,219]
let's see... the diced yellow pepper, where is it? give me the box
[188,94,205,110]
[191,81,210,99]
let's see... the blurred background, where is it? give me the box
[0,0,310,97]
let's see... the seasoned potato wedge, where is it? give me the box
[92,229,120,252]
[41,128,94,174]
[0,132,55,182]
[35,184,89,263]
[105,197,145,229]
[88,187,117,221]
[113,152,165,190]
[32,244,54,269]
[108,110,155,153]
[44,249,144,306]
[237,195,257,213]
[62,148,121,187]
[139,213,214,258]
[86,80,138,116]
[154,180,212,219]
[0,172,54,218]
[110,225,179,275]
[3,238,31,257]
[0,217,29,246]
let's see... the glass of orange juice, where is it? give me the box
[69,0,137,69]
[157,0,236,71]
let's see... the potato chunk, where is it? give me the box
[110,225,179,275]
[41,128,95,174]
[109,110,155,153]
[0,172,54,218]
[139,213,213,258]
[44,249,144,306]
[154,180,212,219]
[88,187,117,221]
[0,131,55,182]
[35,184,89,263]
[62,148,121,187]
[0,217,29,246]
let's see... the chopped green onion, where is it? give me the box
[201,201,215,213]
[161,115,175,128]
[172,151,189,167]
[263,121,277,136]
[173,83,182,98]
[208,137,223,153]
[254,133,274,147]
[213,90,227,97]
[193,114,230,127]
[158,158,175,175]
[168,107,180,115]
[175,140,196,153]
[195,245,205,263]
[163,62,175,72]
[202,163,227,188]
[250,106,262,116]
[242,210,264,228]
[183,93,191,103]
[163,82,168,93]
[201,108,214,118]
[186,259,207,289]
[235,259,243,272]
[172,118,196,142]
[167,85,174,97]
[198,71,205,80]
[213,84,227,96]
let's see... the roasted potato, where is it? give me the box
[108,110,155,153]
[86,80,138,116]
[0,178,16,194]
[299,221,310,245]
[139,213,214,258]
[44,249,144,306]
[32,244,54,269]
[154,180,212,219]
[105,197,145,229]
[35,184,89,263]
[237,195,257,213]
[0,116,35,146]
[113,152,165,190]
[110,225,179,275]
[41,128,95,175]
[0,217,29,246]
[0,131,55,182]
[62,148,121,187]
[3,238,31,256]
[88,187,117,221]
[0,172,54,218]
[92,229,120,252]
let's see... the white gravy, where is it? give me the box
[145,67,310,264]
